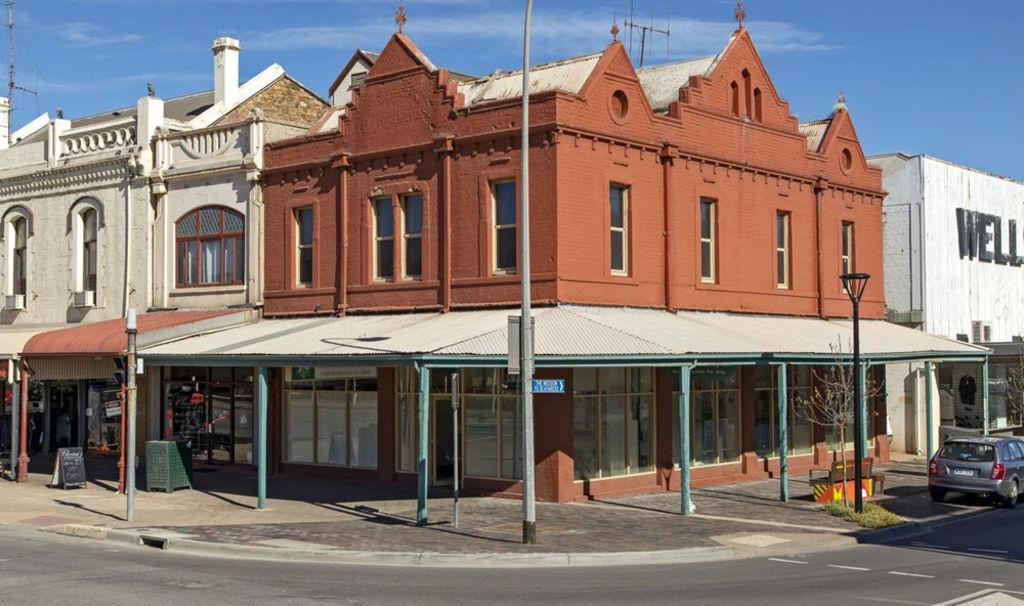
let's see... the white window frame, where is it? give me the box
[4,209,29,298]
[700,199,717,283]
[372,196,395,282]
[400,193,422,280]
[71,200,101,294]
[775,211,790,289]
[294,207,314,288]
[609,184,629,275]
[491,180,517,274]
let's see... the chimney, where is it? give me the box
[0,96,10,150]
[212,37,241,106]
[136,94,164,173]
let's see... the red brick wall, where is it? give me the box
[262,30,885,319]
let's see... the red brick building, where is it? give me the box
[144,26,982,509]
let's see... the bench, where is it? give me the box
[809,458,886,503]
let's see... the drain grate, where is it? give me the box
[139,535,170,550]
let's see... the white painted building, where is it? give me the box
[872,152,1024,454]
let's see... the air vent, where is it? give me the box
[73,290,95,308]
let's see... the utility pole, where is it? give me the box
[125,309,138,521]
[520,0,537,546]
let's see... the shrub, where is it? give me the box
[822,501,904,529]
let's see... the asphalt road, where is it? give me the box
[2,507,1023,606]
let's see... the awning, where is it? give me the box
[138,305,988,367]
[21,309,254,380]
[0,324,65,359]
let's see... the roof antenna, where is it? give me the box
[5,1,35,138]
[623,0,669,67]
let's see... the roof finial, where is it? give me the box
[833,88,848,113]
[611,16,620,42]
[395,1,408,34]
[734,1,747,29]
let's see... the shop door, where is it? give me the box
[168,386,209,461]
[432,396,458,486]
[208,385,233,463]
[49,382,79,451]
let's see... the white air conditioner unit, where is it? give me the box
[971,320,993,344]
[4,294,25,310]
[73,290,95,308]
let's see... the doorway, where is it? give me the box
[432,396,459,486]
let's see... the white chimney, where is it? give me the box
[0,96,10,150]
[212,37,241,107]
[136,94,164,173]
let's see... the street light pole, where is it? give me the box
[125,308,138,521]
[520,0,536,546]
[841,272,870,514]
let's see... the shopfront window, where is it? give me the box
[672,367,741,467]
[573,367,654,480]
[395,368,521,480]
[162,367,255,464]
[284,368,378,469]
[752,366,814,457]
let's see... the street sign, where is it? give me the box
[531,379,565,394]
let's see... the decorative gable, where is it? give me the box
[367,33,436,79]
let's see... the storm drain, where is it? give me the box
[139,535,170,550]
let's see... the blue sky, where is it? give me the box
[14,0,1023,179]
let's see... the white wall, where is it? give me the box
[879,155,924,316]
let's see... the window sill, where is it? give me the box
[573,470,657,483]
[171,284,246,296]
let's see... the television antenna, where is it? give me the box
[6,1,37,139]
[623,0,670,68]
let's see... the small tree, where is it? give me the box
[796,340,882,504]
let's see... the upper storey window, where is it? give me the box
[6,214,27,296]
[176,206,245,288]
[775,211,790,289]
[294,207,314,287]
[373,197,395,281]
[609,185,629,275]
[700,198,717,283]
[73,205,99,293]
[492,181,517,274]
[841,221,855,276]
[401,194,423,279]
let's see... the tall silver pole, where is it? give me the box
[520,0,536,546]
[125,309,138,521]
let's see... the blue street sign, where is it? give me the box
[531,379,566,394]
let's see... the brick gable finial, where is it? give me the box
[734,1,746,29]
[611,17,620,42]
[395,1,408,33]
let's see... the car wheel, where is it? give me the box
[930,487,946,502]
[1005,481,1019,509]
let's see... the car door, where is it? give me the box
[1012,441,1024,480]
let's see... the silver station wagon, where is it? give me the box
[929,437,1024,507]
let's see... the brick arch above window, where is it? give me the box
[175,206,246,288]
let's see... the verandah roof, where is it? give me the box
[138,305,988,367]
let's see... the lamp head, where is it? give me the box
[840,272,870,303]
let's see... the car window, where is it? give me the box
[939,442,995,462]
[1012,442,1024,461]
[1004,443,1017,461]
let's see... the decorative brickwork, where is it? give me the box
[219,77,327,126]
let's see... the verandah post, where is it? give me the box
[925,361,934,459]
[982,359,990,435]
[858,363,869,458]
[417,364,430,526]
[777,363,788,502]
[679,365,692,516]
[257,366,268,510]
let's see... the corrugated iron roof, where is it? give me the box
[458,52,603,107]
[139,305,987,361]
[22,309,242,358]
[637,55,717,113]
[799,118,831,152]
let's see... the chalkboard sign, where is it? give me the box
[50,447,87,489]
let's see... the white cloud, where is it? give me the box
[45,21,143,47]
[36,72,206,93]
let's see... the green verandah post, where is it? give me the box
[982,360,990,436]
[777,363,788,503]
[859,363,869,459]
[679,365,692,516]
[257,366,268,510]
[417,364,431,526]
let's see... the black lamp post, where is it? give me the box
[841,272,870,513]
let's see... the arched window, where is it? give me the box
[72,205,99,292]
[9,215,26,296]
[741,69,752,117]
[730,81,739,116]
[175,206,245,287]
[753,88,763,123]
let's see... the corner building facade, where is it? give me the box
[163,28,979,503]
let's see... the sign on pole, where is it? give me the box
[531,379,565,394]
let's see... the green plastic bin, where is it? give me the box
[146,440,193,492]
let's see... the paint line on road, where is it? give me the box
[958,579,1004,587]
[966,547,1009,554]
[828,564,870,571]
[768,557,808,565]
[888,571,935,579]
[910,541,949,549]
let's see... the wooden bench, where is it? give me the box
[809,458,886,502]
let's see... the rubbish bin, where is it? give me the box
[145,440,193,492]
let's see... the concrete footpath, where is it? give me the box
[0,458,995,568]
